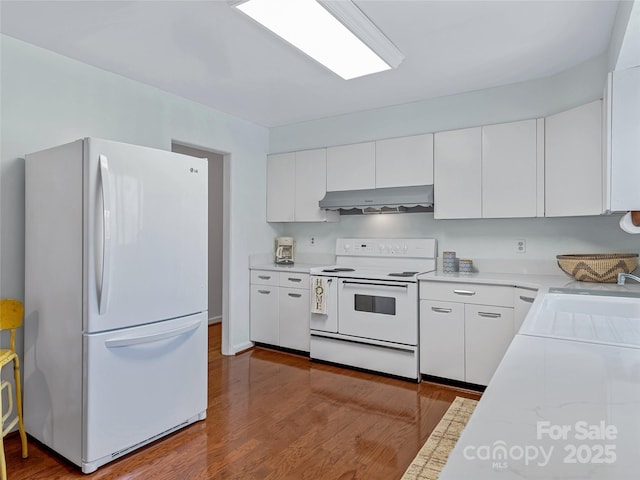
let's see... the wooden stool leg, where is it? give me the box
[13,357,28,459]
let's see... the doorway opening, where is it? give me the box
[171,142,226,335]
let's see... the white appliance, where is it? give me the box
[275,236,295,264]
[24,138,208,473]
[309,238,437,381]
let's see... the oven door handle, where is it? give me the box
[341,280,408,289]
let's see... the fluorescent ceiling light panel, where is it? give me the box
[234,0,403,80]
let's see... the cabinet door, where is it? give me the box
[250,284,279,345]
[514,287,536,333]
[420,300,465,381]
[326,142,375,191]
[266,153,295,222]
[434,127,482,219]
[375,134,434,188]
[482,120,538,218]
[464,304,514,386]
[610,66,640,211]
[279,287,310,352]
[545,100,602,217]
[294,149,338,222]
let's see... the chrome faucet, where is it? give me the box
[617,273,640,285]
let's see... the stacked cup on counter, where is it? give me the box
[459,258,473,273]
[443,251,459,273]
[442,251,474,273]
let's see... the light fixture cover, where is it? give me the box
[232,0,404,79]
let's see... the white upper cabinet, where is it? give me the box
[608,66,640,212]
[435,120,541,220]
[267,150,338,222]
[266,152,295,222]
[375,134,434,188]
[545,100,603,217]
[482,119,539,218]
[294,149,338,222]
[326,142,375,191]
[434,127,482,219]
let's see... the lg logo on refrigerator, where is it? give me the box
[189,167,200,174]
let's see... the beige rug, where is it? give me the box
[401,396,478,480]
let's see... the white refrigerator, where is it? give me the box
[24,138,208,473]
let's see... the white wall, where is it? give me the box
[276,213,640,272]
[269,54,609,153]
[268,54,640,268]
[0,35,276,355]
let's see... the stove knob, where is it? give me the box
[402,244,409,254]
[343,244,351,253]
[378,244,386,253]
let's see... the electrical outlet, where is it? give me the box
[515,239,526,254]
[310,236,316,246]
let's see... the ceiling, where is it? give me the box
[0,0,621,127]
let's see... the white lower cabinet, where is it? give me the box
[514,287,537,333]
[250,284,279,345]
[250,270,310,352]
[464,304,514,386]
[279,287,310,352]
[420,281,515,386]
[420,300,465,381]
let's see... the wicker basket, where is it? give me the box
[556,253,639,283]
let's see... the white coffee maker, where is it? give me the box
[275,237,295,265]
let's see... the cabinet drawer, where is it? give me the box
[420,281,513,307]
[251,270,279,286]
[279,272,309,288]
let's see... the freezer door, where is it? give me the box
[83,313,207,469]
[85,138,207,332]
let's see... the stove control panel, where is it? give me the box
[336,238,437,258]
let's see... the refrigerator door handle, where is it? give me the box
[98,154,112,315]
[104,319,201,348]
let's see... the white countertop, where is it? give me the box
[418,270,640,296]
[250,262,327,274]
[439,333,640,479]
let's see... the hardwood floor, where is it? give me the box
[5,324,480,479]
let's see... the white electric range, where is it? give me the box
[309,238,437,381]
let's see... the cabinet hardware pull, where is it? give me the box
[519,296,535,303]
[288,293,302,298]
[288,277,302,282]
[431,307,453,314]
[478,312,501,318]
[258,275,271,280]
[453,289,476,296]
[258,290,271,294]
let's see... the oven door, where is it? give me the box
[338,279,418,345]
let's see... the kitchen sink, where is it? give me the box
[520,289,640,348]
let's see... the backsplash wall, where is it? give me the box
[273,213,640,273]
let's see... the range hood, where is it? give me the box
[319,185,434,214]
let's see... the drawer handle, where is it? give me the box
[288,293,302,298]
[453,289,476,296]
[519,295,535,303]
[288,277,302,282]
[478,312,501,318]
[257,290,271,295]
[258,275,271,280]
[431,307,453,314]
